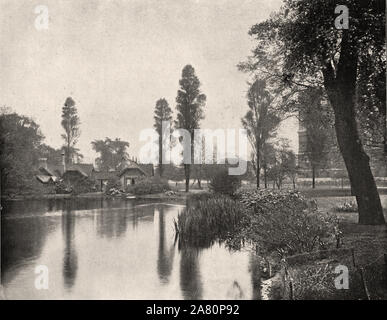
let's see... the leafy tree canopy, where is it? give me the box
[92,137,130,171]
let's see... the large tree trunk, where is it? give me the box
[322,31,385,225]
[331,101,384,224]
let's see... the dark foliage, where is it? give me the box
[125,177,170,195]
[209,169,241,195]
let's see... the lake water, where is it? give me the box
[1,198,261,299]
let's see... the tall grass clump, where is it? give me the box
[176,194,247,248]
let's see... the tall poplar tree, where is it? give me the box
[61,97,81,165]
[175,65,206,192]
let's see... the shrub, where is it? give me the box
[233,189,340,256]
[70,176,96,195]
[126,176,170,195]
[105,177,122,194]
[55,180,72,194]
[209,169,241,195]
[235,189,308,212]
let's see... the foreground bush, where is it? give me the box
[232,190,340,256]
[234,189,308,212]
[126,176,170,195]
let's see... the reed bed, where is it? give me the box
[175,194,246,248]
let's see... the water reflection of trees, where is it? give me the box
[2,198,138,217]
[226,281,245,299]
[1,215,51,284]
[157,207,175,284]
[2,199,58,216]
[179,247,203,300]
[96,200,134,238]
[97,209,128,238]
[249,253,262,300]
[129,204,156,230]
[62,204,78,289]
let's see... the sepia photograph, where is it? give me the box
[0,0,386,306]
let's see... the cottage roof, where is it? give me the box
[93,170,118,180]
[138,163,154,176]
[36,175,56,183]
[37,164,64,178]
[66,163,94,177]
[118,163,147,177]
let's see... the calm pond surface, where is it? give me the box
[1,198,261,299]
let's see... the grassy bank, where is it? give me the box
[273,195,387,299]
[300,187,387,198]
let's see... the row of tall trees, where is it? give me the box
[241,79,336,190]
[153,64,206,192]
[241,79,282,188]
[239,0,385,224]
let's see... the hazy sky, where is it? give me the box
[1,0,297,163]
